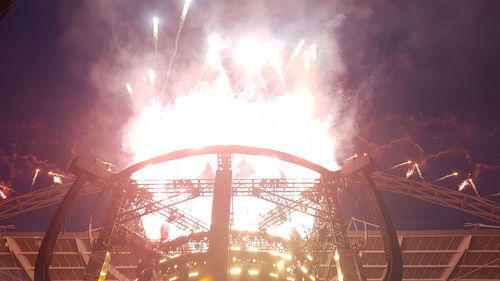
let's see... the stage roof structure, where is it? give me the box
[0,229,499,281]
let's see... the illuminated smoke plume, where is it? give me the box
[60,0,360,239]
[357,114,499,199]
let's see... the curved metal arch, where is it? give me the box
[117,145,339,178]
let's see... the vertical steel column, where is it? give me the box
[35,175,87,281]
[207,154,233,281]
[359,171,403,281]
[84,192,125,281]
[323,179,367,281]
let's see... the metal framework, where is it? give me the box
[1,174,498,224]
[0,145,498,281]
[1,230,499,281]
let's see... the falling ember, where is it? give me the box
[125,83,133,95]
[31,168,40,188]
[434,172,459,182]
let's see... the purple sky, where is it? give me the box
[0,0,499,231]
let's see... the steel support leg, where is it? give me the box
[34,175,87,281]
[207,155,233,281]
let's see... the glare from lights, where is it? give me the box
[248,247,258,252]
[188,272,199,278]
[270,250,280,256]
[248,269,259,275]
[230,268,241,275]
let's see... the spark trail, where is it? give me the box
[125,83,133,95]
[386,160,412,171]
[405,163,425,181]
[405,165,415,179]
[414,163,425,182]
[290,39,305,61]
[30,168,40,189]
[163,0,193,91]
[458,177,480,197]
[434,172,458,182]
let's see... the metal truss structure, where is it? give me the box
[1,230,499,281]
[0,145,498,281]
[1,173,498,225]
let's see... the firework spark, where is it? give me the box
[152,17,159,42]
[125,83,133,95]
[0,184,9,200]
[290,39,305,61]
[434,172,459,182]
[458,179,467,191]
[148,70,155,85]
[127,34,337,240]
[414,163,425,182]
[458,177,480,197]
[309,44,317,63]
[181,0,192,22]
[52,176,62,184]
[405,165,415,178]
[31,168,40,189]
[48,171,68,179]
[468,178,479,197]
[387,160,412,171]
[164,0,193,89]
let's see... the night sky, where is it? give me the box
[0,0,499,231]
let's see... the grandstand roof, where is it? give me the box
[0,229,499,281]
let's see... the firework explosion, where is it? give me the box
[108,1,349,240]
